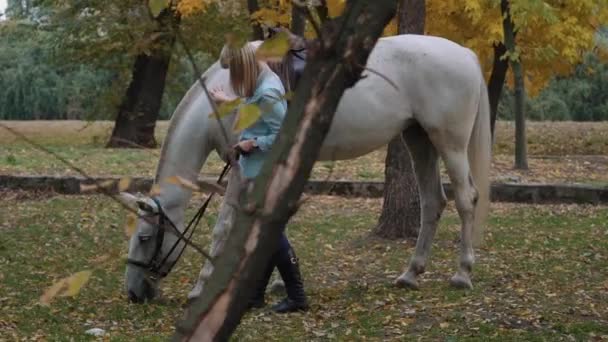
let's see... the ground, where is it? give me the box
[0,193,607,340]
[0,120,607,340]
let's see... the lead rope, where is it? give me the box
[157,162,232,277]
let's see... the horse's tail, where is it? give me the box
[469,76,492,247]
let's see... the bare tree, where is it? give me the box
[373,0,425,240]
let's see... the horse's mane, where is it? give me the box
[154,62,222,183]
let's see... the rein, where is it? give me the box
[127,162,232,279]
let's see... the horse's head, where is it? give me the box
[120,193,183,303]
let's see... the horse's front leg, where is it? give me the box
[187,171,241,300]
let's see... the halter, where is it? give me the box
[126,163,231,280]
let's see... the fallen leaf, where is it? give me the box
[125,213,138,238]
[118,177,132,192]
[165,176,200,192]
[40,271,92,305]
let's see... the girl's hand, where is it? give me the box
[234,139,257,153]
[209,87,233,104]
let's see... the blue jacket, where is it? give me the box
[238,67,287,179]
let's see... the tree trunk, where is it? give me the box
[501,0,528,169]
[247,0,264,40]
[291,4,306,36]
[106,10,178,148]
[373,0,424,240]
[172,1,398,340]
[488,42,508,138]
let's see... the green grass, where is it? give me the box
[1,193,607,340]
[2,120,608,185]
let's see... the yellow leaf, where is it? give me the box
[63,271,93,297]
[79,183,98,192]
[149,184,161,196]
[148,0,169,17]
[40,271,92,305]
[125,213,138,238]
[327,0,346,18]
[95,180,113,188]
[209,98,243,119]
[165,176,200,192]
[233,104,262,132]
[255,31,290,62]
[118,177,132,192]
[283,91,294,101]
[439,322,450,329]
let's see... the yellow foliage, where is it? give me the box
[427,0,608,96]
[245,0,606,96]
[176,0,212,16]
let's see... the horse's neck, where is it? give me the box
[154,86,229,223]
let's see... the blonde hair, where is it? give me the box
[219,43,261,98]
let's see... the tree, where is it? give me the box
[501,0,527,169]
[425,0,608,154]
[106,7,179,148]
[372,0,425,240]
[173,1,398,339]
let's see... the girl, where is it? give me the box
[209,43,309,313]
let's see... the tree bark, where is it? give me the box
[172,1,398,340]
[488,42,508,138]
[373,0,424,240]
[291,4,306,36]
[106,10,178,148]
[247,0,264,40]
[501,0,528,169]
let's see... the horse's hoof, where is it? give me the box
[395,272,419,290]
[449,273,473,289]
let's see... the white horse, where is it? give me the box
[120,34,491,303]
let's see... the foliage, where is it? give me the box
[498,52,608,121]
[425,0,608,96]
[0,20,114,120]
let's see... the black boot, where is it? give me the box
[248,258,275,310]
[272,247,309,313]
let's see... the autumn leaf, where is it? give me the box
[327,0,346,18]
[125,213,138,238]
[149,184,161,196]
[80,183,98,192]
[283,91,294,101]
[233,104,262,132]
[255,31,290,62]
[209,98,243,119]
[148,0,169,17]
[118,177,132,192]
[165,175,200,192]
[40,271,92,305]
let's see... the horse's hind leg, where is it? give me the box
[395,124,447,289]
[441,149,478,289]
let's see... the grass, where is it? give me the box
[1,120,608,185]
[1,192,607,340]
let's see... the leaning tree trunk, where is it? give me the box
[247,0,264,40]
[172,1,398,340]
[373,0,425,240]
[106,10,179,148]
[291,3,306,36]
[501,0,528,169]
[488,42,508,139]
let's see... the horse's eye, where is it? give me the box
[138,234,152,242]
